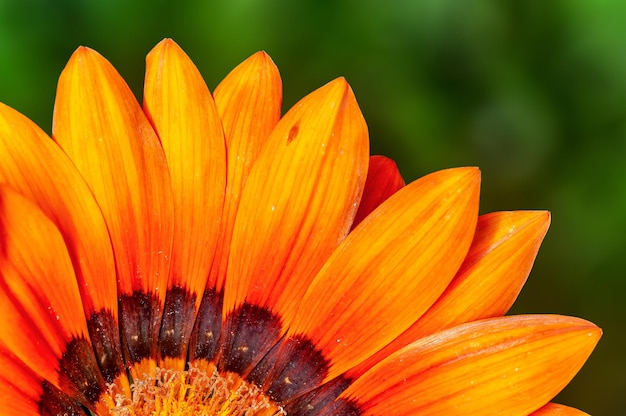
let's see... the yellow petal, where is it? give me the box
[342,315,601,416]
[287,167,480,381]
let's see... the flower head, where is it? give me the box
[0,39,600,415]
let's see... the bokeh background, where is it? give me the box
[0,0,623,413]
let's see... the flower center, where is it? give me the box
[106,363,286,416]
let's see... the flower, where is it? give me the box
[0,39,599,415]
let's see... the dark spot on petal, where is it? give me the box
[189,287,223,362]
[283,376,361,415]
[119,291,161,364]
[39,381,89,416]
[220,303,282,376]
[249,334,330,403]
[58,338,106,407]
[87,309,124,384]
[159,286,196,360]
[316,398,362,415]
[287,125,299,143]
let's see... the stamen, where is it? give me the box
[106,363,286,415]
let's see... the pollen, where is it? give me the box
[106,363,286,416]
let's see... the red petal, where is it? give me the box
[352,155,404,227]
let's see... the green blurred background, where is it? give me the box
[0,0,623,413]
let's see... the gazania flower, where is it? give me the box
[0,38,599,416]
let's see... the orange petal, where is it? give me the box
[530,403,590,415]
[210,50,282,291]
[349,210,550,378]
[144,39,226,298]
[53,46,174,298]
[143,39,227,367]
[418,211,551,331]
[0,186,122,404]
[0,349,88,415]
[53,46,174,368]
[0,103,116,317]
[352,155,405,227]
[287,167,480,381]
[0,106,125,385]
[223,77,369,322]
[0,351,43,416]
[0,186,88,387]
[342,315,601,416]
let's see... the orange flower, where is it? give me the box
[0,39,599,415]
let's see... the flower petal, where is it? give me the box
[223,77,369,322]
[0,352,44,416]
[0,187,87,367]
[188,51,282,365]
[0,103,126,384]
[53,46,174,366]
[0,103,117,318]
[143,39,227,366]
[144,39,225,297]
[210,50,282,291]
[287,167,480,381]
[416,211,550,332]
[342,315,601,416]
[530,403,590,415]
[349,210,550,378]
[0,186,106,405]
[0,349,93,416]
[53,45,174,298]
[352,155,405,227]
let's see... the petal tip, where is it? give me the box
[253,50,271,60]
[448,166,481,189]
[535,210,551,229]
[243,51,279,75]
[514,209,551,231]
[151,38,178,51]
[68,46,94,63]
[334,76,350,90]
[64,45,106,76]
[324,76,351,95]
[545,315,602,345]
[587,322,603,341]
[148,38,184,60]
